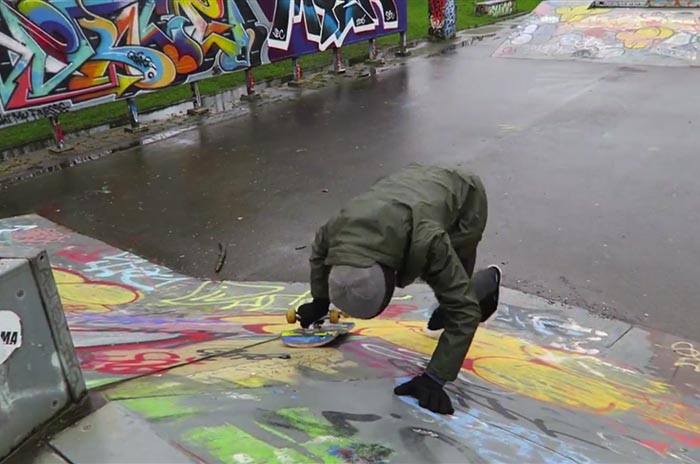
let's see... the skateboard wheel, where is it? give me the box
[329,309,341,323]
[286,307,298,324]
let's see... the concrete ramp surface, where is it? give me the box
[1,215,699,463]
[495,0,700,65]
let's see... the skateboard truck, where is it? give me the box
[286,307,346,326]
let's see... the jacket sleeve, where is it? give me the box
[309,224,331,300]
[418,220,482,382]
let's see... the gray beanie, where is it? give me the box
[329,264,387,319]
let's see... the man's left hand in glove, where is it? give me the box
[393,373,454,414]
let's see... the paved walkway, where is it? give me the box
[1,215,699,463]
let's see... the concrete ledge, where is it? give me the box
[475,0,516,17]
[1,214,699,463]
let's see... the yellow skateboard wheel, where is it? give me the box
[286,307,298,324]
[329,309,341,323]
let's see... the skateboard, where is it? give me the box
[283,308,354,347]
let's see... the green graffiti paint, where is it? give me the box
[86,377,121,389]
[106,379,202,400]
[184,424,308,463]
[183,410,393,463]
[277,407,339,437]
[273,408,393,463]
[255,421,297,443]
[120,396,201,421]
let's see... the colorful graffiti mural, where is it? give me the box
[2,214,700,463]
[0,0,406,123]
[428,0,456,39]
[494,0,700,66]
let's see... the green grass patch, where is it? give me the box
[0,0,539,151]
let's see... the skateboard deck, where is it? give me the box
[281,321,355,348]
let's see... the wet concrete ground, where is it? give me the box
[2,32,700,339]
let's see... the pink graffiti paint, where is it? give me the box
[660,427,700,448]
[80,351,183,375]
[56,246,111,264]
[639,440,671,454]
[379,304,420,319]
[12,227,68,244]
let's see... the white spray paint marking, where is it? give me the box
[232,453,253,463]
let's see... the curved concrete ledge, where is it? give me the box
[1,214,699,463]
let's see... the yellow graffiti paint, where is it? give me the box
[159,282,310,311]
[175,344,355,388]
[556,5,609,23]
[222,314,700,433]
[53,268,141,313]
[617,27,674,49]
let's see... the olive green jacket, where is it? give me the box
[309,164,488,382]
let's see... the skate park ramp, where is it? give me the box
[1,214,700,463]
[494,0,700,66]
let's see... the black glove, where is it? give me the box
[394,374,454,414]
[297,299,330,328]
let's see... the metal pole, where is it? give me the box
[187,82,209,115]
[241,68,262,101]
[334,47,346,74]
[125,98,147,133]
[47,115,73,153]
[395,31,411,57]
[369,38,378,61]
[293,57,303,81]
[246,68,256,96]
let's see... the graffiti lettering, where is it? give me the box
[11,227,69,245]
[82,252,188,292]
[449,383,610,450]
[495,305,608,354]
[158,281,310,311]
[0,0,405,117]
[79,350,186,375]
[55,246,113,264]
[475,0,514,17]
[54,267,142,313]
[0,103,69,127]
[0,225,37,242]
[268,0,399,51]
[672,341,700,373]
[0,331,18,345]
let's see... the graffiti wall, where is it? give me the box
[0,0,406,123]
[494,0,700,66]
[2,215,700,463]
[428,0,456,39]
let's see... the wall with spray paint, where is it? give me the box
[2,215,700,463]
[428,0,455,39]
[0,0,406,123]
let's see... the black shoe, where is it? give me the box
[424,306,445,339]
[480,265,502,322]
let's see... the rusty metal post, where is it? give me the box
[241,68,262,101]
[47,115,73,153]
[293,57,303,81]
[289,57,305,87]
[246,68,256,95]
[187,82,209,115]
